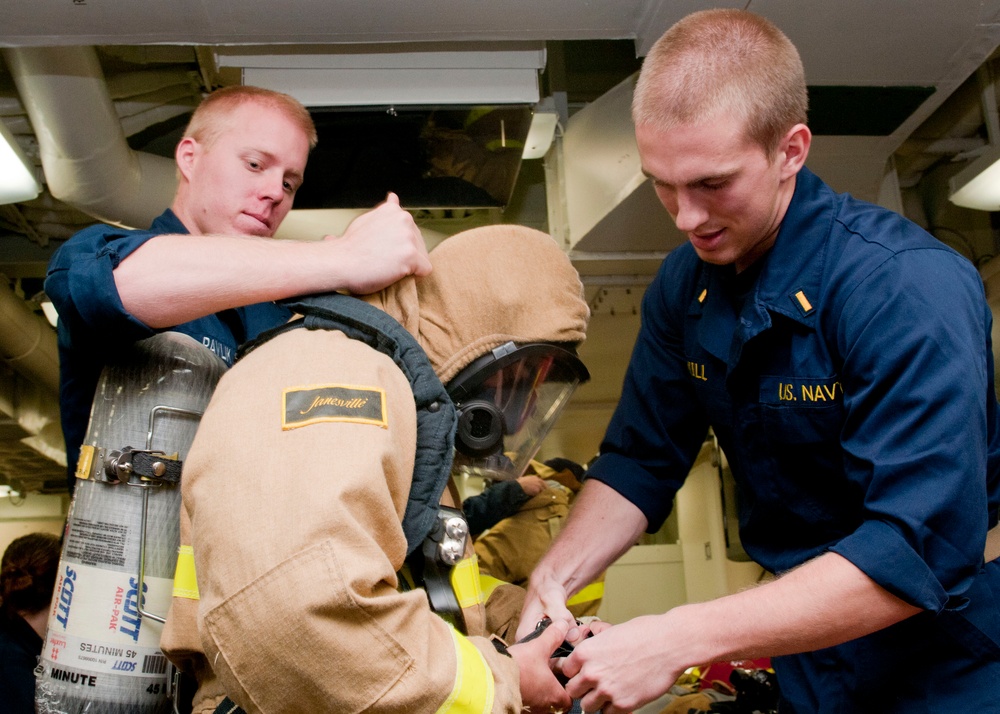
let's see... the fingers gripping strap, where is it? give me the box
[436,626,495,714]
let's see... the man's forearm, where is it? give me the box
[115,196,430,328]
[662,551,922,667]
[519,480,647,643]
[534,480,646,596]
[114,233,336,327]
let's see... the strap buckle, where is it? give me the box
[425,506,469,566]
[84,445,182,485]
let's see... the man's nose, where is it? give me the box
[259,173,286,203]
[672,191,708,232]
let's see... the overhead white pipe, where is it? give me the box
[2,45,177,229]
[0,280,65,473]
[0,282,59,395]
[0,45,182,480]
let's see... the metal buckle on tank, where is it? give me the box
[103,446,172,486]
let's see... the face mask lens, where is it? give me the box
[448,343,588,483]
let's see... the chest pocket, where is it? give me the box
[758,375,844,445]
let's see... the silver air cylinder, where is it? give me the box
[36,333,226,714]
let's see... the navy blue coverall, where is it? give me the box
[45,209,291,491]
[588,167,1000,712]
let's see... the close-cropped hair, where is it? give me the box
[1,532,61,615]
[633,8,808,156]
[184,85,318,149]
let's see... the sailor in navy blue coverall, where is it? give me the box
[520,9,1000,713]
[44,85,430,493]
[593,166,1000,711]
[45,209,291,492]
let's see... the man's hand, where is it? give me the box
[518,573,577,643]
[516,475,547,497]
[508,617,573,713]
[331,192,432,294]
[561,614,680,714]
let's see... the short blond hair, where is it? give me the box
[184,85,318,149]
[633,9,807,156]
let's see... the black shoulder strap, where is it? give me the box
[240,292,457,556]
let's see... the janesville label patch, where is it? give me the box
[283,385,387,430]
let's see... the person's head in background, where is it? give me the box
[171,85,319,239]
[1,532,61,637]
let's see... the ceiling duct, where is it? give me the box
[3,46,178,229]
[550,72,685,256]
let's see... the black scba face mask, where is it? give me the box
[446,341,589,483]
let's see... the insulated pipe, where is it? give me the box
[2,46,177,229]
[0,282,60,396]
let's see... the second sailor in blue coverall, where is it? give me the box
[520,9,1000,713]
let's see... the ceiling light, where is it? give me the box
[949,143,1000,211]
[215,43,546,107]
[40,301,59,328]
[0,119,41,205]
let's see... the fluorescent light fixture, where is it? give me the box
[0,119,41,205]
[522,107,559,160]
[215,43,546,107]
[41,301,59,328]
[949,143,1000,211]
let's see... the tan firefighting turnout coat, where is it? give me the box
[160,225,589,714]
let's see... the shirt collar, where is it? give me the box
[689,167,837,364]
[752,166,837,328]
[149,208,190,236]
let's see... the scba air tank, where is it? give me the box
[36,333,227,714]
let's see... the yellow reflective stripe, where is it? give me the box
[478,573,507,602]
[172,545,200,600]
[479,573,603,608]
[480,571,602,610]
[75,444,95,480]
[566,581,604,607]
[450,556,485,609]
[435,626,494,714]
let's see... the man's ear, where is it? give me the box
[779,123,811,180]
[174,136,199,182]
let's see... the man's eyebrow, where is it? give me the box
[641,167,737,187]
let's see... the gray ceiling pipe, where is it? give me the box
[2,45,177,229]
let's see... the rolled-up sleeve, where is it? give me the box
[45,224,160,340]
[830,248,990,612]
